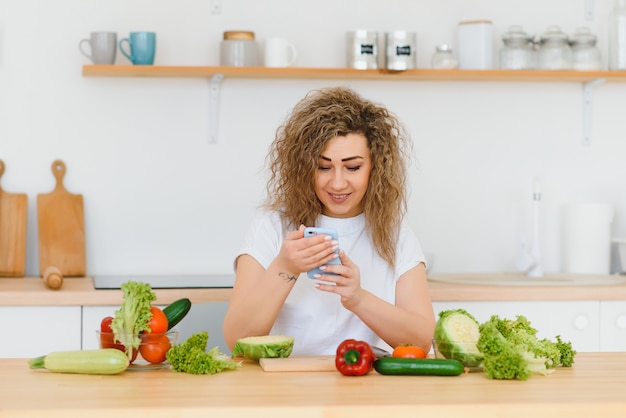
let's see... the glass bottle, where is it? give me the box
[570,27,601,71]
[499,25,535,70]
[431,44,458,69]
[609,0,626,70]
[537,25,572,70]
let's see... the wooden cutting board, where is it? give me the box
[259,356,336,372]
[37,160,86,277]
[0,160,27,277]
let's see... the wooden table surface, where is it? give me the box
[1,353,625,418]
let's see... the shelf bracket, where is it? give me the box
[584,0,594,21]
[582,78,605,147]
[209,73,224,144]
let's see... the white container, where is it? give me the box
[457,20,493,69]
[609,0,626,70]
[346,30,378,69]
[563,203,614,275]
[385,31,416,70]
[570,27,601,71]
[220,31,259,67]
[537,25,572,70]
[614,238,626,273]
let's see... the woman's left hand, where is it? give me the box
[314,251,364,309]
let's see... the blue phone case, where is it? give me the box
[304,227,340,279]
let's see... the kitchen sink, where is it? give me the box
[428,272,626,286]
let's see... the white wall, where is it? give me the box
[1,0,625,278]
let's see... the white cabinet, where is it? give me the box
[0,306,82,358]
[433,301,601,352]
[599,301,626,351]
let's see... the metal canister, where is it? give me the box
[220,31,259,67]
[385,31,417,70]
[346,30,378,69]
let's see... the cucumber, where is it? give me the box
[28,349,129,375]
[374,357,465,376]
[163,298,192,330]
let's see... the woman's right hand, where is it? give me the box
[277,225,339,275]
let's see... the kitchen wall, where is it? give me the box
[1,0,625,280]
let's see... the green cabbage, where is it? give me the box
[232,335,294,361]
[434,309,484,367]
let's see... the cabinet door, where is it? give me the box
[0,306,81,358]
[433,301,600,352]
[599,301,626,351]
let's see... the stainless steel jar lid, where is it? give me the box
[502,25,533,45]
[569,27,597,47]
[540,25,569,45]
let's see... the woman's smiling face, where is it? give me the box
[314,133,372,218]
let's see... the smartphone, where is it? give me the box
[304,227,340,279]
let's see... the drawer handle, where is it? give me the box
[616,315,626,330]
[573,314,589,330]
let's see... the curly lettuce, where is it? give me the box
[111,281,156,357]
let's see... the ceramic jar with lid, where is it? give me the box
[385,31,417,70]
[537,25,572,70]
[346,30,378,69]
[220,31,259,67]
[499,25,535,70]
[570,27,601,71]
[431,44,458,69]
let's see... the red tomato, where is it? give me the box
[99,316,118,349]
[392,345,427,359]
[99,316,138,363]
[139,334,171,364]
[146,306,168,334]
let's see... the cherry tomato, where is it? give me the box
[139,334,171,364]
[146,306,168,334]
[392,344,427,359]
[99,316,138,363]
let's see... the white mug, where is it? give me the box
[79,31,117,65]
[264,37,297,67]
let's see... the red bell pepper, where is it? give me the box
[335,338,375,376]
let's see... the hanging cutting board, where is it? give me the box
[0,160,27,277]
[259,356,336,372]
[37,160,86,277]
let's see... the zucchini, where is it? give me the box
[374,357,465,376]
[28,348,129,375]
[163,298,192,330]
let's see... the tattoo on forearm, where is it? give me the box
[279,272,297,282]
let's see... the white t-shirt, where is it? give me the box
[236,209,425,355]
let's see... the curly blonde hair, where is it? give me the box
[264,87,412,269]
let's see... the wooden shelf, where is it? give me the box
[82,65,626,82]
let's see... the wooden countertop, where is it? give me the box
[0,277,232,306]
[1,353,624,418]
[2,273,626,306]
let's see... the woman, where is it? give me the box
[223,87,435,355]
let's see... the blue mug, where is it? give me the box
[119,32,156,65]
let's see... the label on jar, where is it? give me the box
[360,44,375,55]
[396,45,411,56]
